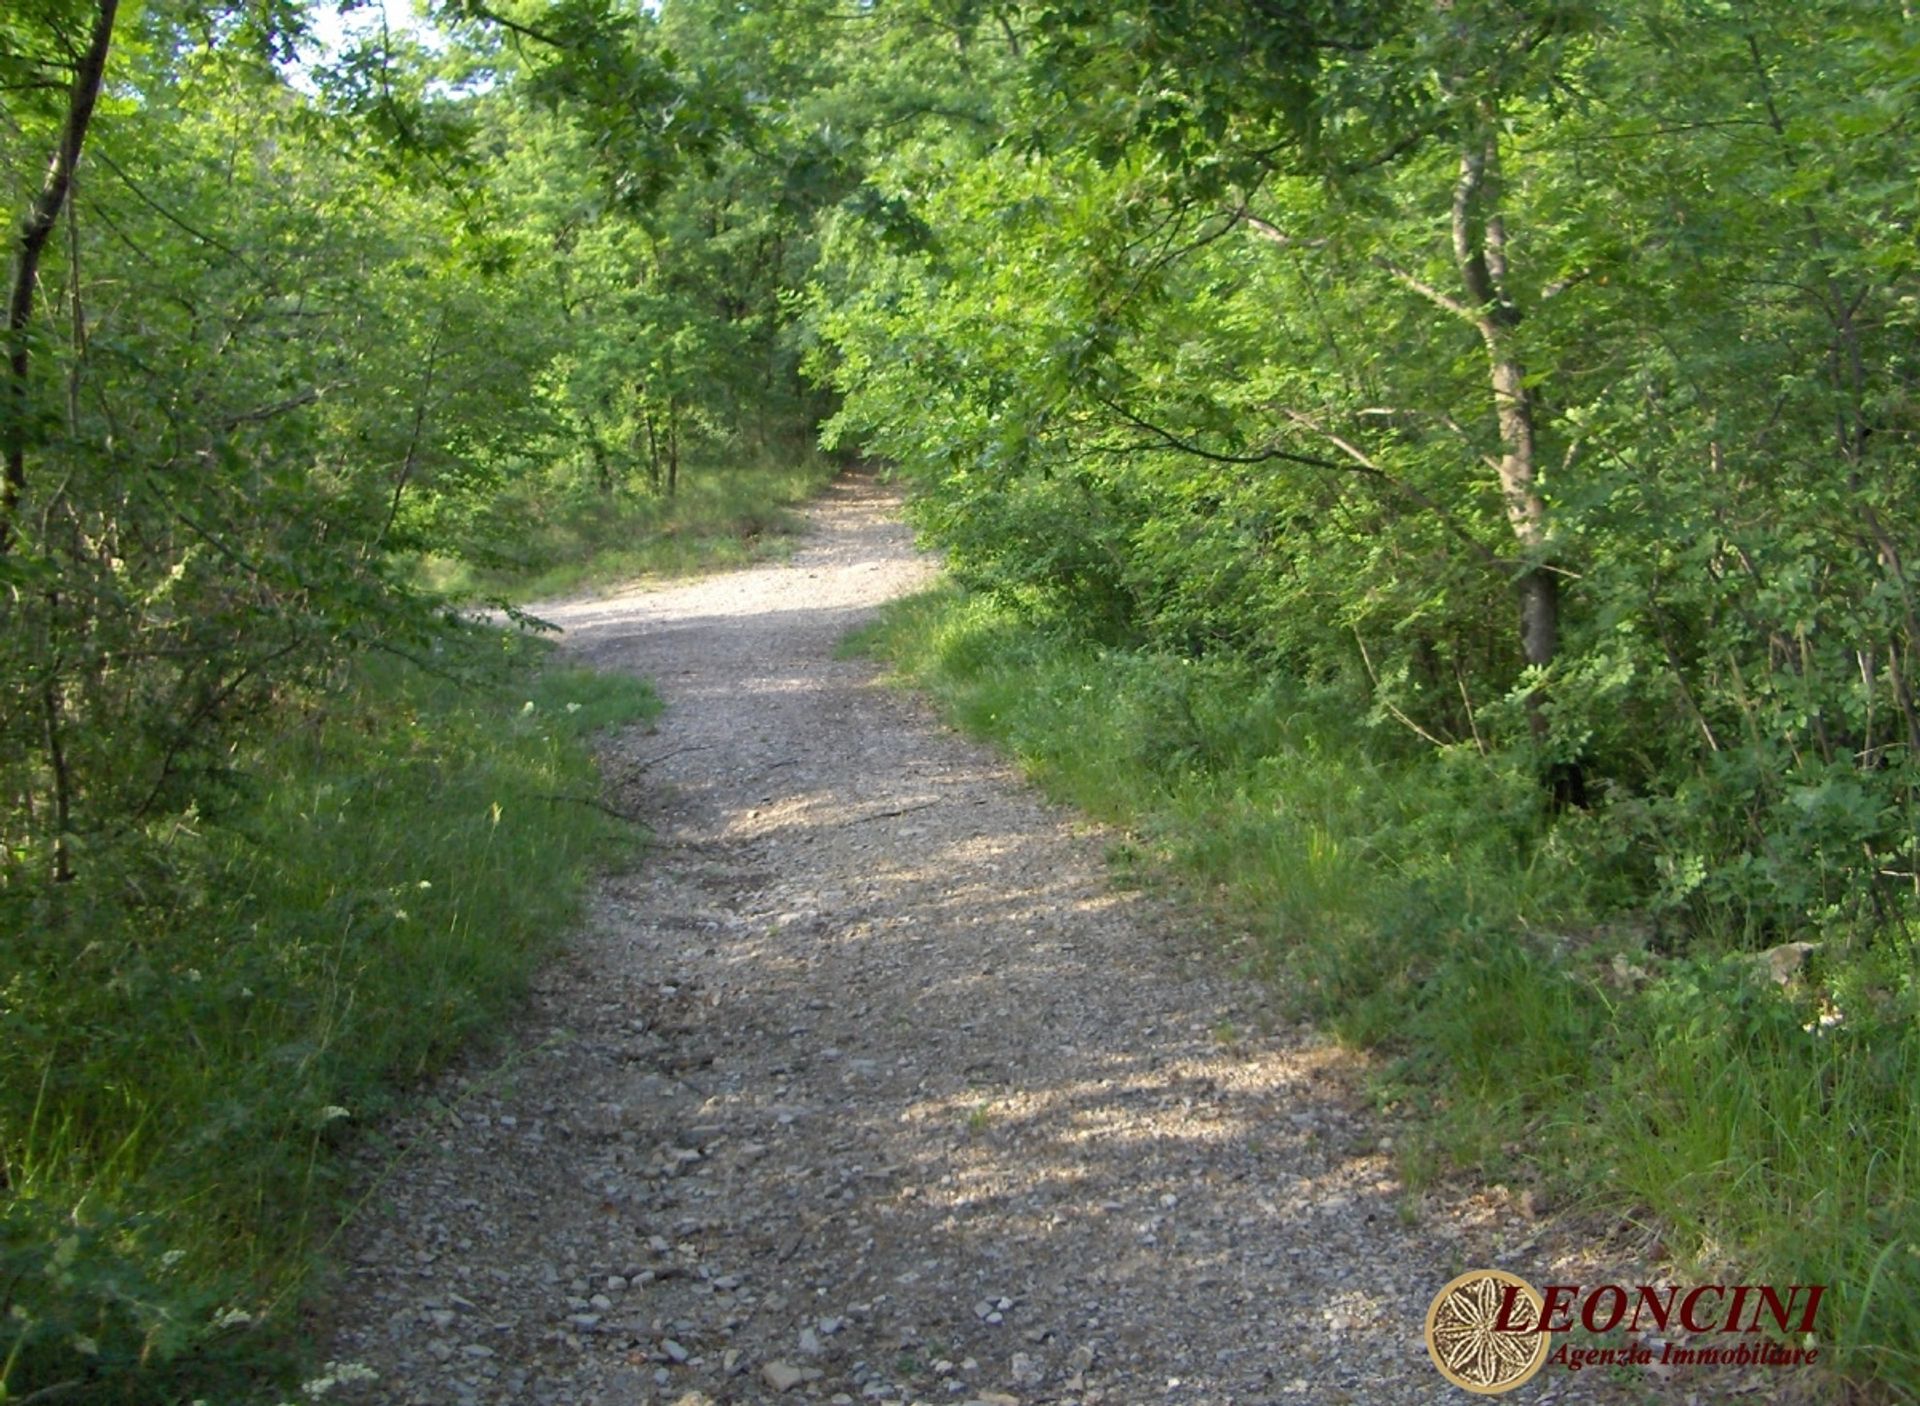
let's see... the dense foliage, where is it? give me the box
[4,0,1918,1397]
[819,1,1920,945]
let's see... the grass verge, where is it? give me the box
[847,583,1920,1402]
[0,636,658,1403]
[418,455,841,603]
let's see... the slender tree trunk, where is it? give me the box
[41,666,72,883]
[381,332,439,543]
[666,397,679,498]
[2,0,119,556]
[643,408,662,491]
[1452,131,1558,740]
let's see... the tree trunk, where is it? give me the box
[3,0,119,556]
[642,408,662,491]
[1453,132,1558,742]
[666,397,679,498]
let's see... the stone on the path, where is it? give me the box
[762,1360,808,1391]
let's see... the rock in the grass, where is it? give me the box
[762,1361,807,1392]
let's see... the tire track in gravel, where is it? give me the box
[323,474,1662,1406]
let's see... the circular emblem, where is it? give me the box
[1424,1269,1551,1395]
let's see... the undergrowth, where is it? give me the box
[847,583,1920,1402]
[0,637,658,1403]
[418,454,840,602]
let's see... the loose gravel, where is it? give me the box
[320,476,1741,1405]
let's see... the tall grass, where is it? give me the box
[848,584,1920,1402]
[0,639,658,1403]
[420,454,841,603]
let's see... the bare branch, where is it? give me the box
[89,146,262,277]
[1352,629,1450,748]
[220,387,324,431]
[1375,259,1480,324]
[1243,216,1326,251]
[1275,407,1511,571]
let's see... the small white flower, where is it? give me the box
[521,700,536,714]
[213,1307,253,1329]
[160,1249,186,1268]
[318,1106,352,1124]
[1803,996,1845,1033]
[565,702,582,713]
[417,879,433,889]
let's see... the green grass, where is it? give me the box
[848,583,1920,1403]
[419,454,840,603]
[0,637,658,1403]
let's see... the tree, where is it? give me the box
[3,0,117,561]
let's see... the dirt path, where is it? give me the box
[324,476,1647,1405]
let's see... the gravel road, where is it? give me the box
[320,476,1712,1406]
